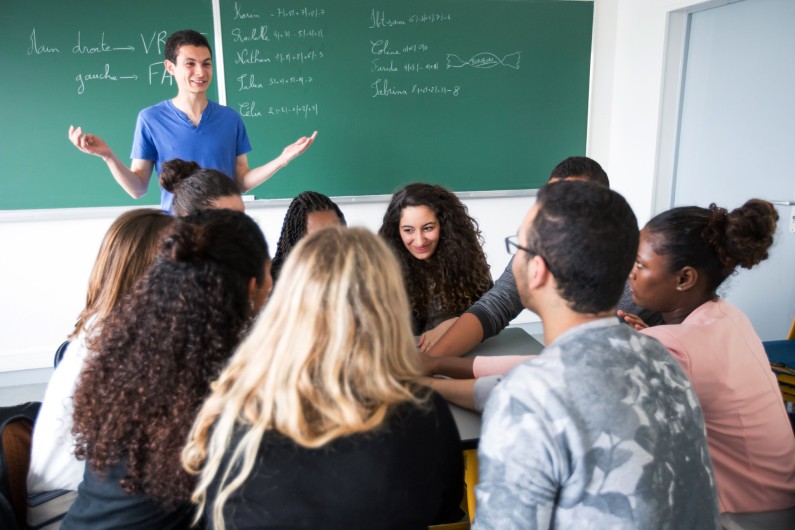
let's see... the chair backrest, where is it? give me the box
[0,402,41,530]
[53,340,70,369]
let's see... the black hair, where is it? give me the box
[271,191,346,282]
[527,180,638,313]
[645,199,778,294]
[162,209,270,285]
[165,29,212,63]
[160,159,240,216]
[548,156,610,188]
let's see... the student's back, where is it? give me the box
[27,209,173,528]
[62,210,271,530]
[185,227,463,530]
[206,393,460,529]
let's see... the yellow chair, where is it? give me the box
[765,315,795,405]
[462,449,478,523]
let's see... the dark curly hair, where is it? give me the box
[160,158,241,216]
[271,191,346,282]
[71,209,269,506]
[645,199,778,294]
[379,183,492,332]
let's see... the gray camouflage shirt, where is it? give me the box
[474,318,719,530]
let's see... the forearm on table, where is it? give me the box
[422,377,476,410]
[426,356,476,379]
[426,312,484,358]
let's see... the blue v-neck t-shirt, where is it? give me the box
[131,100,252,212]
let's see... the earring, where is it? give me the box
[676,286,683,291]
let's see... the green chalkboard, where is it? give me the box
[0,0,215,210]
[220,0,593,200]
[0,0,591,210]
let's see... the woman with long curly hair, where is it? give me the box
[621,199,795,529]
[270,190,346,282]
[61,209,271,530]
[28,209,173,526]
[379,183,492,344]
[183,227,463,530]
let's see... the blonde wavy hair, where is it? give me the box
[183,226,426,530]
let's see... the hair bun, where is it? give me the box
[161,223,209,262]
[706,199,778,272]
[160,159,201,193]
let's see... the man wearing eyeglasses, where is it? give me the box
[422,156,661,358]
[473,180,719,529]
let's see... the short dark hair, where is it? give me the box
[165,29,212,63]
[645,199,778,293]
[160,158,240,216]
[271,191,346,282]
[525,180,638,313]
[548,156,610,188]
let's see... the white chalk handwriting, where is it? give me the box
[72,32,134,54]
[273,7,325,18]
[446,51,521,70]
[28,29,60,55]
[234,2,260,20]
[268,103,319,118]
[232,26,270,43]
[237,73,263,91]
[235,49,271,64]
[75,64,137,95]
[273,28,325,40]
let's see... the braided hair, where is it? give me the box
[271,191,346,281]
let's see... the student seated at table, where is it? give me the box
[270,190,346,282]
[27,209,173,529]
[379,183,492,340]
[160,158,244,216]
[61,210,271,530]
[424,156,661,356]
[622,199,795,529]
[183,227,464,530]
[474,180,719,529]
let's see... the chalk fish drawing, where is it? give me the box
[446,51,520,70]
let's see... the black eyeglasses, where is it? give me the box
[505,235,556,276]
[505,235,533,256]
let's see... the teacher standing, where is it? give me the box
[68,29,316,212]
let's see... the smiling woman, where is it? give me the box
[399,204,440,260]
[379,183,492,334]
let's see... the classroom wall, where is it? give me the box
[0,0,713,372]
[0,195,536,372]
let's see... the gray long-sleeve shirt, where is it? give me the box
[466,257,663,340]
